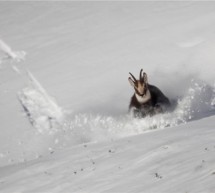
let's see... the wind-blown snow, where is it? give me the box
[0,1,215,193]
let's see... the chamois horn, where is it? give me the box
[139,69,143,80]
[129,72,137,82]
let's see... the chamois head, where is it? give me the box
[128,69,148,97]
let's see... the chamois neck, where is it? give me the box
[135,90,151,104]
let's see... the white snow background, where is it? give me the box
[0,2,215,193]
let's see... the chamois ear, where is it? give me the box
[128,77,135,87]
[143,72,148,84]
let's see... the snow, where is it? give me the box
[18,71,64,134]
[1,117,215,193]
[0,1,215,193]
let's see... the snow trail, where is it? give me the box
[43,79,215,149]
[0,39,26,63]
[18,71,64,134]
[16,74,215,150]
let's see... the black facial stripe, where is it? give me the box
[135,88,145,97]
[134,84,148,97]
[134,88,141,96]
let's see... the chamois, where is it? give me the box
[128,69,171,117]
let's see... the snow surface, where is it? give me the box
[0,1,215,193]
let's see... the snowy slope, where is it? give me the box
[0,116,215,193]
[0,1,215,193]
